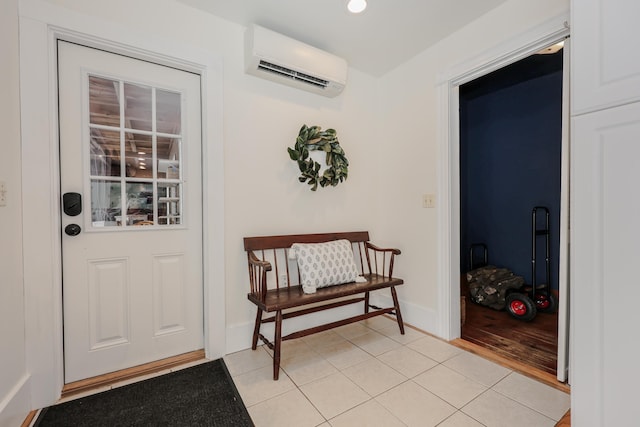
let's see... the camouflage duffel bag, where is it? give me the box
[467,266,525,310]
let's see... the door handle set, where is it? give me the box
[63,192,82,236]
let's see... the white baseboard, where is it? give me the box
[226,294,440,355]
[369,293,440,336]
[0,374,31,427]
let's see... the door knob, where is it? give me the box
[65,224,81,236]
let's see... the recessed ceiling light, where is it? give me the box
[348,0,367,14]
[537,41,565,55]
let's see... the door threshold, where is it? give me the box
[61,349,206,399]
[451,339,570,393]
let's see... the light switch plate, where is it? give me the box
[0,181,7,207]
[422,193,435,208]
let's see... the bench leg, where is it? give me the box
[273,310,283,380]
[391,286,405,335]
[252,308,263,350]
[364,291,370,314]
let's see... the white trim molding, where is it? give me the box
[436,12,570,341]
[371,294,439,335]
[0,374,31,427]
[437,13,570,86]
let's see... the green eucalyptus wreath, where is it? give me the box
[287,125,349,191]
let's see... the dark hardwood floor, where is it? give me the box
[461,295,558,376]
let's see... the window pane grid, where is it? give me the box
[88,74,183,229]
[152,87,158,225]
[89,124,180,139]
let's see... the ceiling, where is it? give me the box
[177,0,509,77]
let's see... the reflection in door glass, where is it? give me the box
[90,180,121,227]
[125,182,154,226]
[90,129,121,177]
[158,183,181,225]
[89,76,119,127]
[124,133,152,178]
[157,89,181,135]
[88,74,183,229]
[124,83,152,131]
[157,137,180,179]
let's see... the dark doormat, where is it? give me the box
[34,359,254,426]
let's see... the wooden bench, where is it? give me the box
[244,231,405,380]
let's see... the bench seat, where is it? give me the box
[248,274,404,312]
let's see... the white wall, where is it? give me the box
[223,72,382,335]
[0,0,30,425]
[376,0,569,334]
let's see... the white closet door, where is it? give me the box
[571,101,640,426]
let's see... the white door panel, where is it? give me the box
[58,41,203,383]
[571,102,640,425]
[571,0,640,113]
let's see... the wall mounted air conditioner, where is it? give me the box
[245,24,348,98]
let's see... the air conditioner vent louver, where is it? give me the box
[258,60,329,89]
[245,24,347,97]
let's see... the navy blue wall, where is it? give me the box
[460,51,563,289]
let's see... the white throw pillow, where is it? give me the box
[290,239,359,294]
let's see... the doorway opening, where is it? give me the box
[458,44,566,377]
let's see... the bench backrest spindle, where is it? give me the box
[272,248,280,288]
[356,241,365,273]
[284,248,291,288]
[370,249,378,276]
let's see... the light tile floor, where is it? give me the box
[224,316,570,427]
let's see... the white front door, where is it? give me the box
[58,41,204,383]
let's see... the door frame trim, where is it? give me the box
[435,13,570,340]
[19,10,225,408]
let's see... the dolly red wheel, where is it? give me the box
[510,299,527,315]
[506,293,537,321]
[535,293,557,313]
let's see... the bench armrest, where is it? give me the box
[365,242,401,256]
[364,242,401,278]
[247,251,272,302]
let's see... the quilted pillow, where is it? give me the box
[290,239,359,294]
